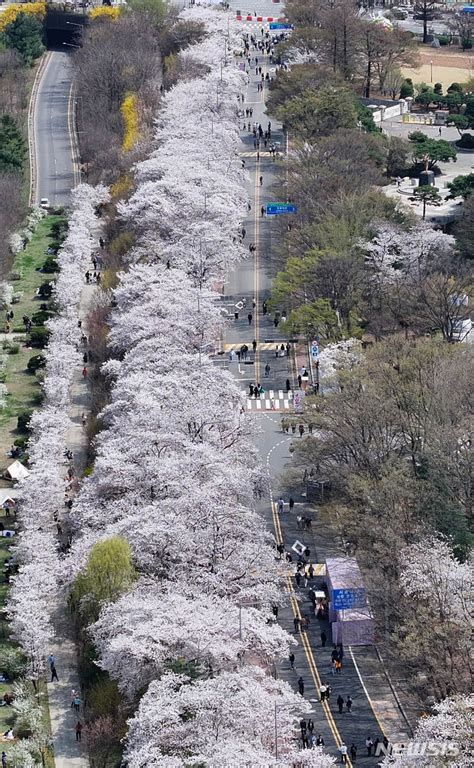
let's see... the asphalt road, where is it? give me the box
[34,50,75,207]
[222,32,411,763]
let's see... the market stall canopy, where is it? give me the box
[5,461,30,482]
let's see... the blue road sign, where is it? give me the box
[266,203,297,215]
[332,588,366,610]
[269,22,293,29]
[311,340,319,360]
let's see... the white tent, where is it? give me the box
[0,489,18,508]
[5,461,30,482]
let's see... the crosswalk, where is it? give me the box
[243,389,293,411]
[225,342,289,353]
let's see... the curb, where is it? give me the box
[28,50,52,207]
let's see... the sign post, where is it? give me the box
[311,340,319,360]
[266,202,297,216]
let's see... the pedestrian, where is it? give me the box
[51,664,59,682]
[259,175,263,186]
[99,236,104,248]
[339,743,348,764]
[321,631,327,647]
[307,718,314,735]
[316,735,324,746]
[297,676,304,695]
[286,378,291,393]
[289,652,295,669]
[252,339,257,352]
[346,695,353,713]
[262,300,268,315]
[299,424,305,437]
[277,497,284,514]
[366,737,373,756]
[85,271,90,283]
[1,751,6,768]
[272,604,279,620]
[47,654,55,668]
[298,374,302,388]
[337,695,344,714]
[326,684,331,701]
[249,384,254,397]
[74,695,81,712]
[374,737,380,755]
[276,542,284,558]
[350,744,357,762]
[300,718,307,738]
[260,205,265,216]
[320,683,327,702]
[289,497,295,512]
[92,257,97,270]
[247,312,253,325]
[70,689,77,708]
[274,315,279,328]
[82,366,87,378]
[264,363,270,377]
[75,721,82,742]
[438,126,442,136]
[295,571,302,587]
[286,342,291,356]
[293,616,300,633]
[335,658,342,673]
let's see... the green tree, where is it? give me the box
[408,132,457,170]
[0,115,26,175]
[72,536,136,623]
[453,195,474,258]
[447,173,474,200]
[3,13,45,66]
[449,115,471,135]
[414,89,440,107]
[399,78,414,98]
[410,185,442,219]
[279,86,357,139]
[284,299,341,344]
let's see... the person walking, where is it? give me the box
[70,689,77,708]
[351,744,357,762]
[366,736,373,756]
[295,571,302,588]
[346,695,353,713]
[286,378,291,393]
[289,652,295,669]
[260,205,265,216]
[293,616,300,633]
[82,366,88,378]
[73,695,81,712]
[277,497,284,514]
[262,300,268,315]
[252,339,257,352]
[247,312,253,325]
[337,695,344,714]
[289,497,295,512]
[300,718,307,739]
[299,424,305,437]
[335,658,342,673]
[1,751,6,768]
[297,676,304,695]
[321,630,327,647]
[50,664,59,682]
[272,605,279,620]
[259,175,263,186]
[264,363,270,377]
[75,721,83,742]
[339,743,348,764]
[319,683,327,702]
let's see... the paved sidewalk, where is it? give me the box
[48,269,98,767]
[46,605,88,767]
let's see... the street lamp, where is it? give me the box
[430,60,433,83]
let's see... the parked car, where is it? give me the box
[39,198,49,209]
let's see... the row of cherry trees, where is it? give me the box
[7,184,109,681]
[64,9,335,767]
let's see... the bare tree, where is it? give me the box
[0,173,25,279]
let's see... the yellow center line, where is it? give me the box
[254,154,260,382]
[272,503,353,765]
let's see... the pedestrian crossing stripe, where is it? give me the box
[243,390,294,412]
[224,342,289,352]
[240,151,273,157]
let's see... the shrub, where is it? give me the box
[41,257,58,273]
[457,133,474,149]
[438,34,450,46]
[0,647,27,679]
[17,410,33,432]
[29,326,50,348]
[8,345,19,355]
[400,78,414,99]
[27,354,46,372]
[31,309,54,325]
[37,281,54,298]
[50,218,68,240]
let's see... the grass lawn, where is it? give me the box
[0,215,65,473]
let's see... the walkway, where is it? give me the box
[224,27,413,764]
[46,269,98,768]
